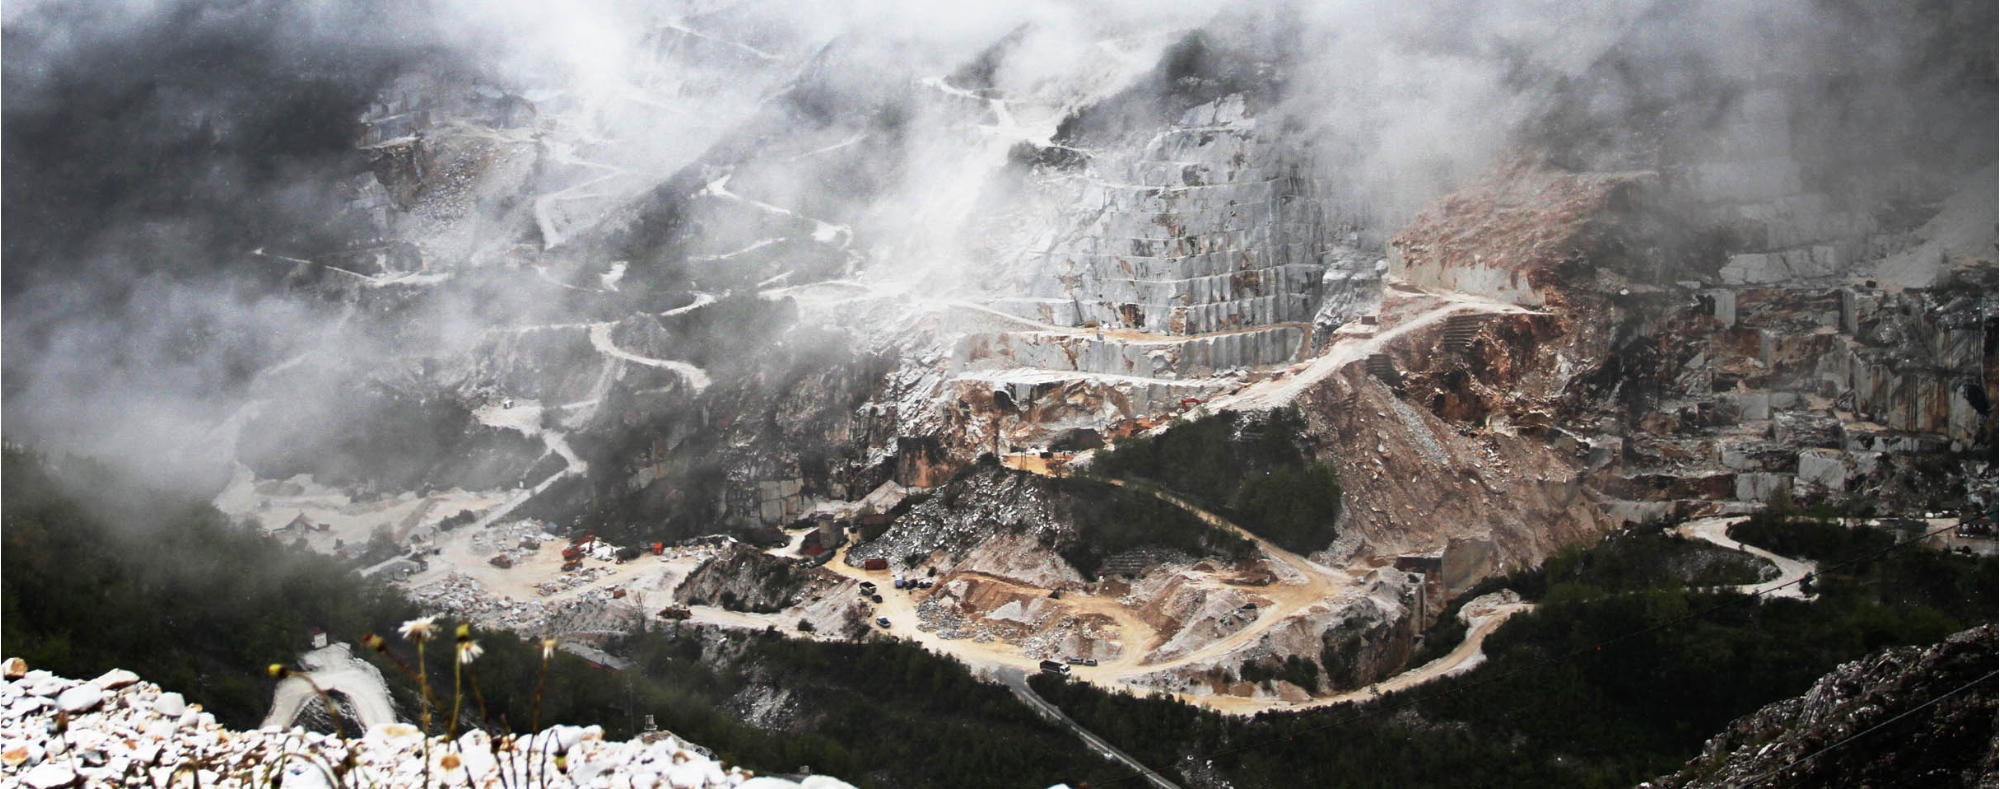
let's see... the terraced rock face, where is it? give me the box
[958,94,1370,384]
[1002,95,1330,334]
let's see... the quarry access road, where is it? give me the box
[449,399,588,537]
[1671,517,1818,600]
[1341,599,1529,699]
[1201,596,1535,716]
[1214,289,1539,412]
[587,323,713,391]
[943,296,1313,347]
[937,569,1161,673]
[998,668,1183,789]
[820,544,1056,676]
[1097,480,1347,677]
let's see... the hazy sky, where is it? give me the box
[3,0,1991,493]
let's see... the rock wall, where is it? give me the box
[1296,288,1621,579]
[675,543,835,614]
[1388,163,1658,309]
[1015,94,1330,337]
[951,325,1305,378]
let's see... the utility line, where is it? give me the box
[1736,669,1997,788]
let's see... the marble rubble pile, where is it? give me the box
[0,658,856,789]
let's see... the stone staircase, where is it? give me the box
[1364,353,1401,388]
[1438,313,1483,354]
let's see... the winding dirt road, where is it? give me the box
[1209,291,1539,412]
[587,323,712,391]
[1671,517,1818,600]
[1198,596,1533,715]
[1096,481,1347,678]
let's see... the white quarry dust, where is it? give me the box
[211,462,519,553]
[1869,162,1998,290]
[401,517,683,608]
[813,477,1361,713]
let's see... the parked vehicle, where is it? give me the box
[1038,660,1070,675]
[876,617,892,628]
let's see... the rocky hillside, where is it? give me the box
[1647,625,1997,789]
[0,657,859,789]
[2,0,1992,746]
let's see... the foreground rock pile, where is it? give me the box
[0,658,856,789]
[1646,625,1997,789]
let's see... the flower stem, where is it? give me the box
[450,653,463,740]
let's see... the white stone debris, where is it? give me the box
[0,660,857,789]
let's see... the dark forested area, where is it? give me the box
[1053,476,1253,578]
[0,445,1127,788]
[1031,514,1997,788]
[1089,407,1341,555]
[1,445,423,722]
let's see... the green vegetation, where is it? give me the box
[1502,524,1770,602]
[1238,654,1321,691]
[466,628,1132,788]
[2,446,421,727]
[0,445,1128,788]
[1729,510,1897,564]
[1090,408,1341,555]
[1053,476,1252,578]
[1029,514,1995,788]
[1730,514,1996,628]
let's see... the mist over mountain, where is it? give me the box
[3,1,1993,787]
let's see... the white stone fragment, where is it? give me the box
[90,669,140,690]
[55,685,103,713]
[19,673,66,697]
[20,762,77,789]
[0,665,848,789]
[153,692,186,717]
